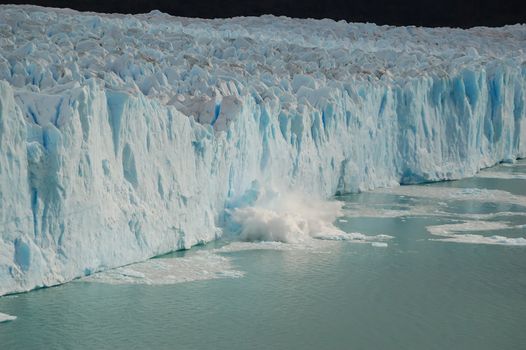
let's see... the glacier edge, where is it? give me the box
[1,63,525,295]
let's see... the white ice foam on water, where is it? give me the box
[0,5,525,295]
[0,312,16,323]
[213,236,389,256]
[214,241,301,253]
[230,191,346,243]
[343,202,526,220]
[343,204,437,218]
[212,240,341,255]
[426,221,512,235]
[426,221,526,246]
[315,231,393,243]
[84,233,391,286]
[229,191,392,244]
[474,171,526,180]
[343,181,526,221]
[83,251,244,285]
[375,187,526,207]
[431,235,526,246]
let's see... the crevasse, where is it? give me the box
[0,5,525,295]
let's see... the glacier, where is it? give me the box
[0,5,525,295]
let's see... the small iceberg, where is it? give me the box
[0,312,16,323]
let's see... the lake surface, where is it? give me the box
[1,161,525,349]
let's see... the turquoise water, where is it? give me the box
[1,161,526,349]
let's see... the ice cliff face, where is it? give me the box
[0,5,525,295]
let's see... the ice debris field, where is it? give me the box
[0,5,525,295]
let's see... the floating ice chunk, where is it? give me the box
[426,221,526,246]
[314,231,393,242]
[431,235,526,246]
[426,221,512,236]
[0,312,16,323]
[375,187,526,207]
[213,241,319,253]
[371,242,388,248]
[215,241,291,252]
[475,171,526,180]
[343,199,526,220]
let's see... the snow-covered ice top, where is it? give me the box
[0,5,525,296]
[0,6,524,129]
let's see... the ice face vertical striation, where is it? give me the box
[0,5,525,295]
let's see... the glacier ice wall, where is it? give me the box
[0,5,525,295]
